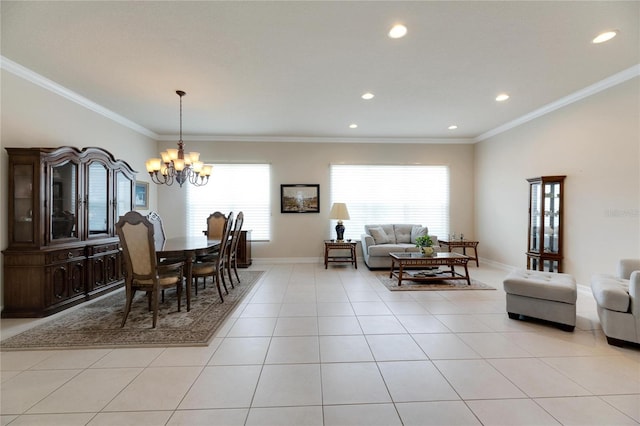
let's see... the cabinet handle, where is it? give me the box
[68,252,74,259]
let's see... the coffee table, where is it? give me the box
[389,252,471,286]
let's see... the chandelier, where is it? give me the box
[145,90,212,187]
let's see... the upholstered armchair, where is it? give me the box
[591,259,640,346]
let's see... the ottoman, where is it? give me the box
[503,269,577,331]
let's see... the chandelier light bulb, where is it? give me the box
[146,90,211,187]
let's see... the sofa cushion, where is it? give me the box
[591,274,630,313]
[368,244,417,257]
[369,227,390,244]
[394,224,414,244]
[410,226,429,244]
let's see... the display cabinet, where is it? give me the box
[2,146,136,317]
[526,176,565,272]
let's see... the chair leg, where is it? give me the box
[152,288,160,328]
[176,280,182,312]
[227,260,234,288]
[232,257,240,283]
[121,288,136,327]
[219,264,229,294]
[214,270,224,302]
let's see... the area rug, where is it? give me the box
[1,270,264,351]
[377,272,495,291]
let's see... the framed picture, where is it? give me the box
[281,184,320,213]
[134,181,149,210]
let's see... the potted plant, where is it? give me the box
[415,235,435,256]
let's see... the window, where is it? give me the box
[330,165,449,240]
[186,164,271,240]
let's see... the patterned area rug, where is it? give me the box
[1,270,264,351]
[377,272,494,291]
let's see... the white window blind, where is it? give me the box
[329,165,450,240]
[186,164,271,240]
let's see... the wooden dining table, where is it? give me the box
[155,236,221,311]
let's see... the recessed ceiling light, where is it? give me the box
[388,24,407,39]
[592,30,618,44]
[448,125,458,130]
[495,93,510,102]
[361,92,375,100]
[349,123,358,129]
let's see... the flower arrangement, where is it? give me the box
[415,235,435,256]
[414,235,433,248]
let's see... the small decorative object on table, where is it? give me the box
[415,235,435,256]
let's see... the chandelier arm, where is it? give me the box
[147,90,208,188]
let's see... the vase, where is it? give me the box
[421,246,434,256]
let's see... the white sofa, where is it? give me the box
[591,259,640,346]
[360,224,439,269]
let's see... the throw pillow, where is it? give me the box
[410,226,429,244]
[369,227,390,245]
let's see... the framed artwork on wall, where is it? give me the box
[134,181,149,210]
[281,184,320,213]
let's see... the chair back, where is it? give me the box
[146,211,167,246]
[205,211,227,239]
[229,211,244,255]
[116,211,158,281]
[217,211,235,266]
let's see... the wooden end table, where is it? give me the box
[324,240,358,269]
[438,239,479,266]
[389,252,471,286]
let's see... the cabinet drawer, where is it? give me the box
[47,248,86,263]
[88,243,120,256]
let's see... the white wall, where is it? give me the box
[475,77,640,285]
[155,139,476,261]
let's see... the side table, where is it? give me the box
[324,240,358,269]
[438,239,480,266]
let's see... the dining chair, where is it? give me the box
[203,211,227,239]
[226,211,244,285]
[190,211,234,301]
[116,211,186,328]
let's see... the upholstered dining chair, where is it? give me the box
[190,211,234,301]
[116,211,185,328]
[146,211,185,302]
[226,211,244,286]
[203,211,227,239]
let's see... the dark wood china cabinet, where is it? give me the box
[2,146,136,317]
[526,176,566,273]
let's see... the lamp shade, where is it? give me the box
[329,203,350,221]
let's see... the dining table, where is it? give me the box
[155,236,221,311]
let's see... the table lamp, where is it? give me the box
[329,202,350,241]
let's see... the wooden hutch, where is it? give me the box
[526,175,566,272]
[2,146,136,317]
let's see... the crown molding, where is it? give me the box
[157,134,473,144]
[475,63,640,142]
[1,55,159,139]
[4,55,637,145]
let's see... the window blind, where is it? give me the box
[186,164,271,240]
[329,165,450,241]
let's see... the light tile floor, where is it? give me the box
[2,262,640,425]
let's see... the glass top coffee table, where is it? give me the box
[389,252,471,286]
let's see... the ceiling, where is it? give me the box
[2,1,638,142]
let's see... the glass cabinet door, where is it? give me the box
[529,181,541,253]
[116,171,133,219]
[87,162,109,236]
[543,182,561,254]
[51,162,78,240]
[13,164,35,243]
